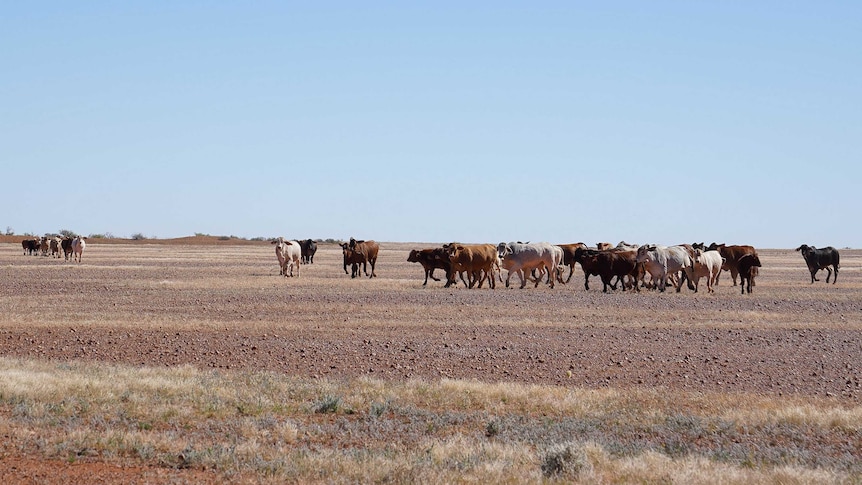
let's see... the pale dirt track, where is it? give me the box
[2,239,861,402]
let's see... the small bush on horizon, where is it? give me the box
[5,226,14,236]
[59,229,76,238]
[131,233,148,241]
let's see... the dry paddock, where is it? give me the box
[1,241,861,402]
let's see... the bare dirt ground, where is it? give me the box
[1,238,861,482]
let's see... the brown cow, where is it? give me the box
[444,243,497,289]
[707,243,758,286]
[557,243,588,283]
[341,238,379,278]
[574,247,641,292]
[407,248,452,286]
[39,236,50,256]
[596,242,613,251]
[49,236,62,258]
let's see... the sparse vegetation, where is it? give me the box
[130,232,148,240]
[58,229,76,238]
[5,226,13,236]
[0,359,857,482]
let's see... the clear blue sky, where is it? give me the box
[3,2,860,247]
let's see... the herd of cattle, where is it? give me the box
[269,237,843,295]
[18,235,842,293]
[20,235,87,262]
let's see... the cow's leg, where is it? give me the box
[429,268,441,282]
[566,265,575,283]
[825,266,832,283]
[833,264,838,284]
[810,268,819,283]
[730,268,739,286]
[295,258,301,278]
[601,274,612,293]
[370,259,377,278]
[519,269,528,289]
[459,271,469,288]
[472,270,484,288]
[584,274,590,291]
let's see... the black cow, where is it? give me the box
[737,254,762,294]
[61,237,74,261]
[299,239,317,264]
[407,248,452,286]
[795,245,840,284]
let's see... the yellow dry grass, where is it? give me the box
[1,357,861,483]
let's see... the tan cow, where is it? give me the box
[444,243,497,289]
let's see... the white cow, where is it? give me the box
[685,249,724,293]
[71,236,87,263]
[271,237,302,277]
[497,242,558,289]
[635,244,692,292]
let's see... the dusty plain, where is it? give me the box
[1,237,860,482]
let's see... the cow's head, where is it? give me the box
[795,244,812,255]
[635,244,655,263]
[707,242,723,251]
[751,255,762,267]
[271,237,286,252]
[496,242,512,259]
[692,242,706,251]
[407,250,419,262]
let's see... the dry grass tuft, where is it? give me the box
[1,357,860,482]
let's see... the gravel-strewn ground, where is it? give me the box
[1,240,860,481]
